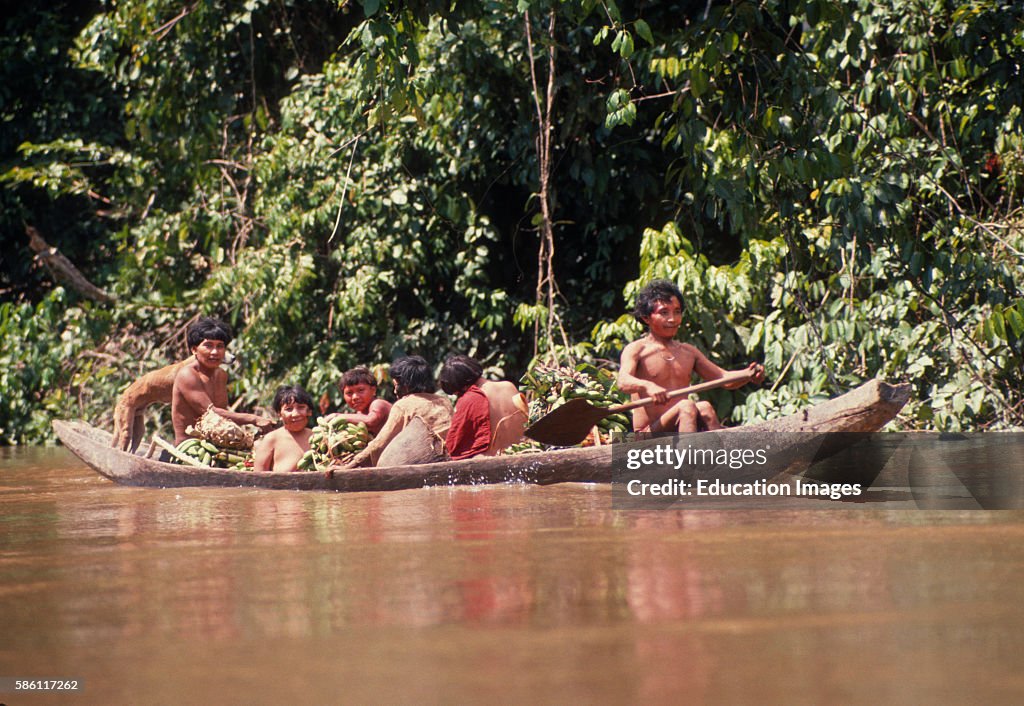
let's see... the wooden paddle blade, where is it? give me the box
[524,371,755,446]
[523,398,617,446]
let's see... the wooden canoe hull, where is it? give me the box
[53,379,910,492]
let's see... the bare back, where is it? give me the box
[479,380,527,454]
[112,358,189,451]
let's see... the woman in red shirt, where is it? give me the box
[439,355,492,460]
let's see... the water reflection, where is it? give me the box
[2,448,1024,703]
[43,487,1023,637]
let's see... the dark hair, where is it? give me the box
[339,366,376,391]
[187,317,233,349]
[272,385,314,413]
[390,355,435,396]
[438,354,483,395]
[633,280,684,324]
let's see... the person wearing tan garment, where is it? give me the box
[330,356,452,471]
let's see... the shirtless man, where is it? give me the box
[171,317,275,443]
[479,379,528,455]
[617,280,764,433]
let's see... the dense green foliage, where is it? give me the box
[592,0,1024,428]
[2,0,1021,443]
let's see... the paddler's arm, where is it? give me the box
[213,407,276,433]
[689,346,764,389]
[739,362,765,386]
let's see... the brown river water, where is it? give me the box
[2,446,1024,705]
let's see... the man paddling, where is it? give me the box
[171,317,275,443]
[617,280,764,433]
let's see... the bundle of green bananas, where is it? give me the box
[501,439,547,455]
[175,437,253,470]
[515,363,632,448]
[296,416,370,472]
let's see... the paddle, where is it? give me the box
[524,369,753,446]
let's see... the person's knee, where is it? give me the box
[676,399,698,418]
[674,399,699,431]
[695,401,716,418]
[695,400,722,430]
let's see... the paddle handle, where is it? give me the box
[607,370,753,414]
[152,435,208,468]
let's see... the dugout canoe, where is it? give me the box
[53,378,910,492]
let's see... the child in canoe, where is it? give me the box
[253,385,314,472]
[326,366,392,436]
[331,356,452,471]
[617,279,764,432]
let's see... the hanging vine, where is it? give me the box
[523,6,572,363]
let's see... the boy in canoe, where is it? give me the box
[439,354,528,460]
[330,355,452,471]
[617,280,764,433]
[325,366,392,436]
[253,385,314,472]
[171,317,275,443]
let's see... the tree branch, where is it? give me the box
[25,225,116,303]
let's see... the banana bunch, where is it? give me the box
[501,440,546,456]
[295,450,322,472]
[296,416,370,472]
[517,363,632,447]
[175,437,253,470]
